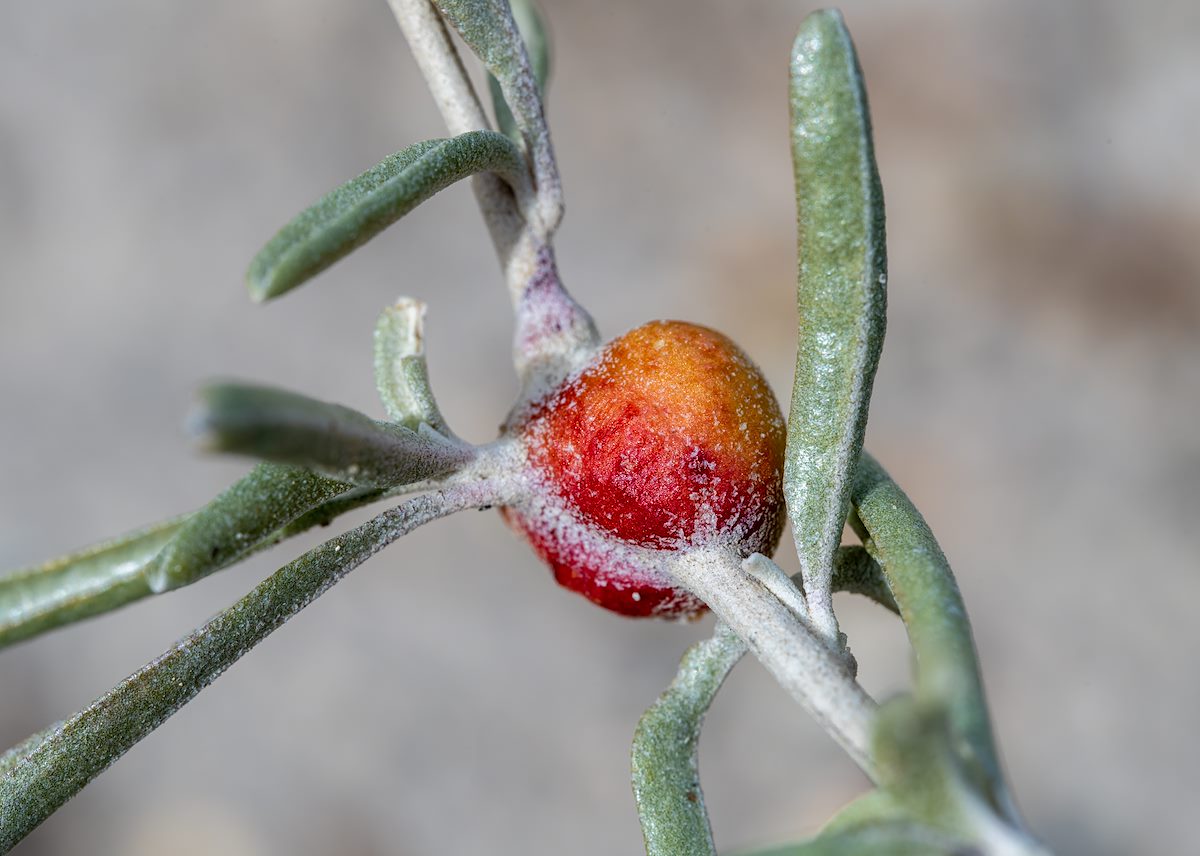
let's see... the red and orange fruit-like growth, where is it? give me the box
[502,320,787,617]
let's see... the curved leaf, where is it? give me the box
[0,481,407,646]
[831,546,898,615]
[869,697,1045,854]
[632,623,744,856]
[784,9,887,644]
[432,0,561,230]
[818,789,909,838]
[247,130,523,300]
[147,463,350,593]
[373,298,455,436]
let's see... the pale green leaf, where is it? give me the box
[247,130,522,300]
[784,9,887,643]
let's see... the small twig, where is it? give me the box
[386,0,597,390]
[668,548,878,778]
[386,0,526,282]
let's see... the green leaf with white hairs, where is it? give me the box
[0,487,487,852]
[488,0,550,141]
[192,382,474,487]
[247,130,523,300]
[0,516,188,649]
[785,9,888,646]
[852,452,1025,832]
[374,298,455,437]
[871,698,972,832]
[827,545,899,615]
[633,623,744,856]
[0,477,409,645]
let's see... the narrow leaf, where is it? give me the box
[0,725,57,778]
[488,0,550,140]
[147,463,350,593]
[785,9,888,644]
[851,452,1019,828]
[632,624,744,856]
[0,487,487,852]
[1,480,402,646]
[247,130,523,300]
[193,382,474,486]
[0,516,188,649]
[373,298,454,436]
[831,546,898,615]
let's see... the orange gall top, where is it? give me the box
[503,320,787,617]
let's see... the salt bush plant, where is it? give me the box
[0,2,1049,853]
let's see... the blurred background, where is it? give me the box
[1,0,1197,853]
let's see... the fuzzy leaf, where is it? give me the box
[867,696,1042,853]
[373,298,454,436]
[0,481,401,644]
[0,516,188,649]
[247,130,522,300]
[852,452,1018,827]
[488,0,550,140]
[0,489,484,851]
[193,382,474,487]
[146,463,350,594]
[831,546,898,615]
[784,9,887,643]
[632,624,744,856]
[432,0,560,229]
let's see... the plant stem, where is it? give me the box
[785,9,888,651]
[0,517,187,649]
[386,0,525,269]
[632,623,744,856]
[633,547,903,854]
[668,549,878,779]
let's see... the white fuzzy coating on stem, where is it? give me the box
[386,0,488,136]
[386,0,526,262]
[668,548,878,779]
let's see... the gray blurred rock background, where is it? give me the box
[1,1,1197,853]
